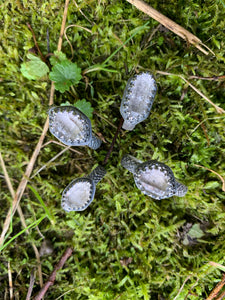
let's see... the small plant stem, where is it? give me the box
[34,247,73,300]
[103,117,124,166]
[27,23,46,62]
[206,274,225,300]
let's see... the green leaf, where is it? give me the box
[188,224,204,239]
[20,53,49,80]
[74,99,94,119]
[49,50,67,66]
[49,60,82,93]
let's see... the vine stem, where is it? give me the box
[103,117,124,166]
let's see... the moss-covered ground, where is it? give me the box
[1,0,225,299]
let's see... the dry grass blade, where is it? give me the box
[156,70,225,114]
[8,261,13,300]
[26,269,36,300]
[31,146,70,179]
[126,0,214,55]
[173,275,192,300]
[0,0,70,246]
[0,152,43,287]
[64,24,94,59]
[194,164,225,192]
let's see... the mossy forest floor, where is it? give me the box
[1,0,225,299]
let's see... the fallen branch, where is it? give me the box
[126,0,214,55]
[34,247,73,300]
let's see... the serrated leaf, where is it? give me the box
[74,99,94,119]
[49,60,82,93]
[20,53,49,80]
[49,50,67,66]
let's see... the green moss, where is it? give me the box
[0,0,225,299]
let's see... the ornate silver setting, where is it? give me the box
[121,154,188,200]
[120,72,157,130]
[48,106,101,150]
[61,165,106,212]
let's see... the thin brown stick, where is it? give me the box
[103,117,124,165]
[126,0,214,55]
[0,152,43,287]
[194,164,225,192]
[156,70,225,114]
[189,75,225,81]
[31,146,71,179]
[216,289,225,300]
[41,140,82,154]
[64,24,94,59]
[34,247,73,300]
[173,275,192,300]
[72,0,93,24]
[0,0,70,246]
[206,274,225,300]
[27,23,46,62]
[57,0,70,51]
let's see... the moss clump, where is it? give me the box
[0,0,225,299]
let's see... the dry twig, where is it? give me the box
[194,164,225,192]
[64,24,94,59]
[206,274,225,300]
[126,0,214,55]
[34,247,73,300]
[156,70,225,114]
[173,275,192,300]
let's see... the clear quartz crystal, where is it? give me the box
[121,154,187,200]
[61,165,106,212]
[120,72,157,130]
[48,106,101,149]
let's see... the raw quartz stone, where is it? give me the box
[121,154,188,200]
[48,106,101,149]
[61,165,106,212]
[120,72,157,130]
